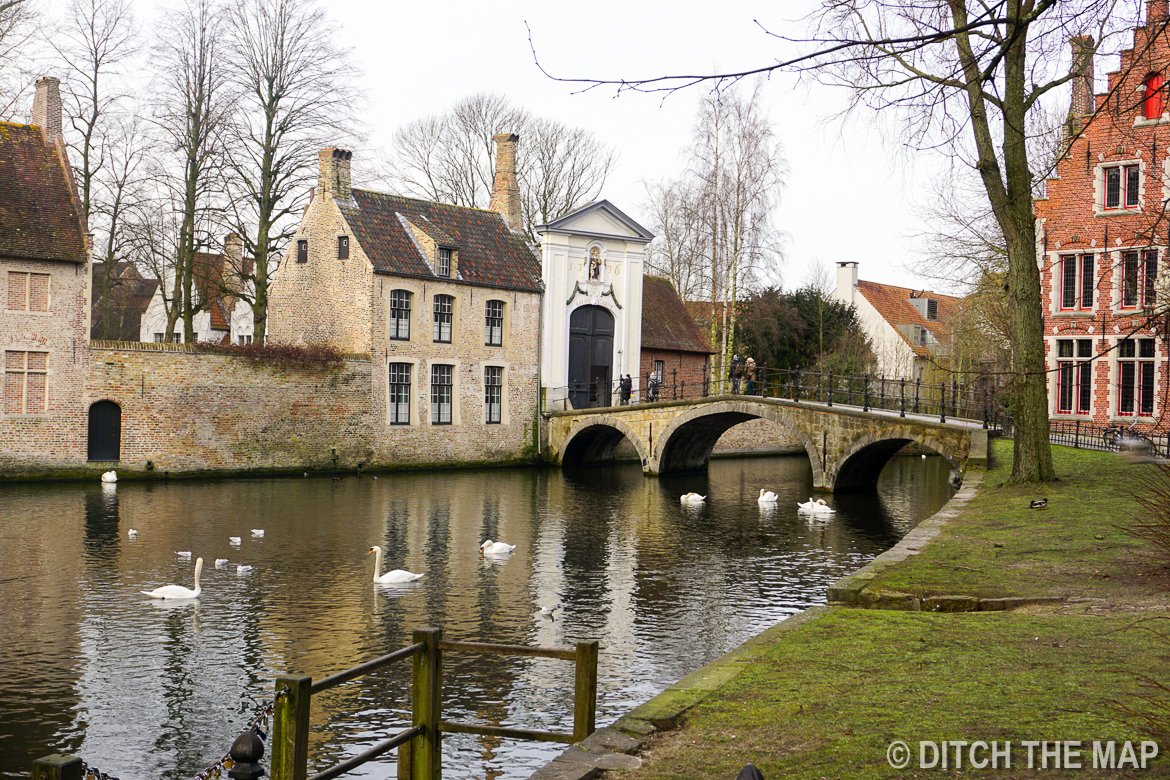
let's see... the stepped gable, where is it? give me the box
[342,191,542,292]
[0,122,87,263]
[642,275,714,354]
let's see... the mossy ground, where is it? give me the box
[612,441,1170,780]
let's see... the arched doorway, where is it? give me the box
[568,305,614,409]
[88,400,121,462]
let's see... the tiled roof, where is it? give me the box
[0,122,86,263]
[342,191,542,292]
[856,280,963,356]
[642,275,715,354]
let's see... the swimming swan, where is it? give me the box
[480,539,517,555]
[758,489,778,504]
[368,546,425,583]
[101,470,117,483]
[796,498,836,515]
[141,557,202,599]
[229,537,241,546]
[251,529,264,538]
[679,493,706,504]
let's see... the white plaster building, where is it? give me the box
[536,201,654,410]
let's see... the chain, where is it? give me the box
[195,686,290,780]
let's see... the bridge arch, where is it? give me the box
[559,416,650,469]
[833,430,962,491]
[651,400,821,480]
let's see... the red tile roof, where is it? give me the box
[856,280,963,356]
[642,275,715,354]
[343,191,541,292]
[0,123,87,263]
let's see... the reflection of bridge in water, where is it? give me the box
[547,395,990,492]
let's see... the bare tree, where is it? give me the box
[151,0,232,342]
[223,0,361,343]
[384,92,617,240]
[643,177,708,301]
[0,0,40,119]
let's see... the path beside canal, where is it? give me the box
[534,440,1170,780]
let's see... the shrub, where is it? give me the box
[1124,462,1170,562]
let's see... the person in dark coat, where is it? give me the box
[729,355,742,394]
[619,374,632,405]
[745,357,756,395]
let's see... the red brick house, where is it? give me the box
[639,275,714,397]
[1035,1,1170,433]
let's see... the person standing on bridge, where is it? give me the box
[745,357,756,396]
[619,374,632,405]
[729,355,742,394]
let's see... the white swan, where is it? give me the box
[480,539,517,555]
[127,529,138,538]
[176,550,191,558]
[679,493,706,504]
[142,557,202,599]
[229,537,241,546]
[796,497,836,515]
[236,565,253,573]
[101,470,117,483]
[539,605,559,619]
[251,529,264,538]
[758,489,778,504]
[214,558,229,568]
[368,546,424,583]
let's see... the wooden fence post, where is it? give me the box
[31,755,82,780]
[573,640,600,742]
[272,674,312,780]
[413,627,442,780]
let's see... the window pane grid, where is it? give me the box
[4,350,48,414]
[431,364,452,424]
[388,363,410,424]
[485,366,502,423]
[1106,167,1121,208]
[433,295,453,343]
[1118,339,1156,417]
[1081,255,1094,308]
[485,300,503,346]
[389,290,411,340]
[1126,165,1140,207]
[1143,251,1158,306]
[438,248,451,278]
[1123,253,1140,307]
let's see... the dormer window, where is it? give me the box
[926,298,938,321]
[338,235,349,260]
[438,247,451,278]
[296,239,308,263]
[1145,73,1164,120]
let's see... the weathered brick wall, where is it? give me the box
[1,258,91,469]
[712,417,800,452]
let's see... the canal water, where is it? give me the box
[0,454,954,780]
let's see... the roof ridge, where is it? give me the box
[352,188,502,216]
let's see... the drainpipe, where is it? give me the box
[537,281,545,459]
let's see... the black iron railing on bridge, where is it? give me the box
[554,366,1006,430]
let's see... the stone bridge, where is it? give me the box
[546,396,989,492]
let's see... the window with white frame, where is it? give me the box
[433,294,453,343]
[485,300,503,346]
[237,335,252,345]
[388,362,411,424]
[485,366,502,423]
[4,350,48,414]
[389,290,411,340]
[431,364,452,424]
[1117,338,1156,417]
[1056,339,1092,414]
[1059,254,1095,310]
[1104,164,1140,210]
[7,271,50,312]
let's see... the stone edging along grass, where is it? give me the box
[527,466,993,780]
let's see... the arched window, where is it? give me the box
[1145,73,1164,120]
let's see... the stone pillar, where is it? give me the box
[489,133,522,232]
[31,76,63,146]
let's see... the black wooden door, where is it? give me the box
[568,305,614,409]
[88,401,121,462]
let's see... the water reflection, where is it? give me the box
[0,454,953,780]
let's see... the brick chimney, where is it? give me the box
[489,133,522,232]
[1149,0,1168,24]
[318,147,352,200]
[1068,36,1096,136]
[31,77,63,146]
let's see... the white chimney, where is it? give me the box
[836,261,858,305]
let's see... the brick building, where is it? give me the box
[1035,1,1170,432]
[639,274,713,397]
[1,77,94,465]
[268,140,544,465]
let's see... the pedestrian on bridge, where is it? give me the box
[619,374,632,405]
[729,355,742,394]
[745,357,757,395]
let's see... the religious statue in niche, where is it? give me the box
[588,246,602,281]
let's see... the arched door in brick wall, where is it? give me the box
[568,305,614,409]
[88,401,121,462]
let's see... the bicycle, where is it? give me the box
[1102,420,1155,452]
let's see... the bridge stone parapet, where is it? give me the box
[548,396,986,492]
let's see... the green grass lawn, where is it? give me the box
[611,442,1170,779]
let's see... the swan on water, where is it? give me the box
[127,529,138,538]
[236,565,253,573]
[251,529,264,538]
[368,545,425,583]
[141,558,202,599]
[758,489,778,504]
[176,550,191,558]
[229,537,241,546]
[796,498,836,515]
[101,470,117,483]
[679,493,706,504]
[480,539,517,556]
[214,558,229,568]
[539,605,559,619]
